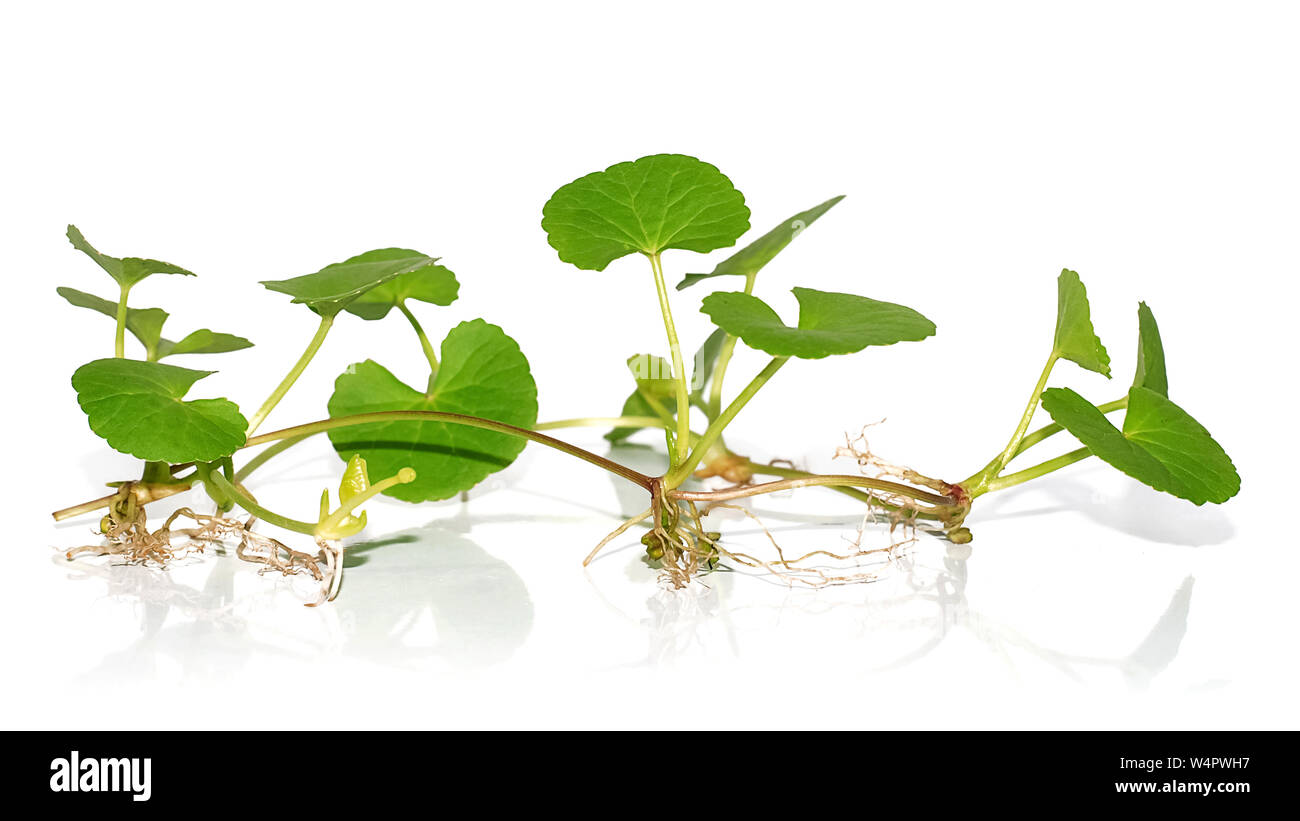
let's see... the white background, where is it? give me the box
[1,1,1296,729]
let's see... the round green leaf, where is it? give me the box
[541,154,751,271]
[343,254,460,320]
[676,195,844,290]
[72,358,247,462]
[1054,269,1111,377]
[1040,386,1239,505]
[66,225,195,288]
[326,319,538,502]
[701,287,936,359]
[260,248,440,317]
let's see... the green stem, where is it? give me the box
[965,351,1058,493]
[647,253,691,467]
[234,433,311,483]
[534,415,669,432]
[204,470,317,535]
[1012,396,1127,458]
[244,411,654,490]
[978,447,1091,496]
[744,460,945,519]
[706,271,756,420]
[235,417,671,489]
[670,473,954,508]
[637,388,677,428]
[245,314,334,436]
[397,300,439,375]
[666,356,788,487]
[114,283,131,358]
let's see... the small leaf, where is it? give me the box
[701,287,936,359]
[66,225,195,288]
[57,286,170,354]
[541,154,751,271]
[1040,386,1238,505]
[689,327,728,410]
[625,354,676,398]
[1053,269,1111,376]
[72,358,247,462]
[327,319,538,502]
[57,287,251,360]
[1132,302,1167,396]
[606,391,662,444]
[676,195,845,290]
[157,329,254,359]
[260,248,439,317]
[343,254,460,320]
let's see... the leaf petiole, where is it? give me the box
[971,351,1059,493]
[705,271,756,420]
[1011,396,1127,458]
[535,415,669,432]
[647,253,692,468]
[977,447,1092,496]
[396,299,439,376]
[114,283,131,358]
[204,470,317,535]
[245,314,334,435]
[666,355,788,487]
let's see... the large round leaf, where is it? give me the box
[541,154,751,271]
[701,287,936,359]
[326,319,538,502]
[1040,386,1238,505]
[72,358,247,462]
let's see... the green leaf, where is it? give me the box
[157,329,254,359]
[625,353,676,398]
[1053,269,1111,376]
[676,195,845,290]
[66,225,195,288]
[57,286,170,355]
[541,154,751,271]
[689,327,728,410]
[605,353,679,443]
[343,253,460,320]
[260,248,439,317]
[1132,301,1167,396]
[326,319,538,502]
[1040,386,1239,505]
[72,358,247,462]
[700,287,936,359]
[605,391,662,444]
[57,287,251,360]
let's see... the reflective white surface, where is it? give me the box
[10,444,1292,729]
